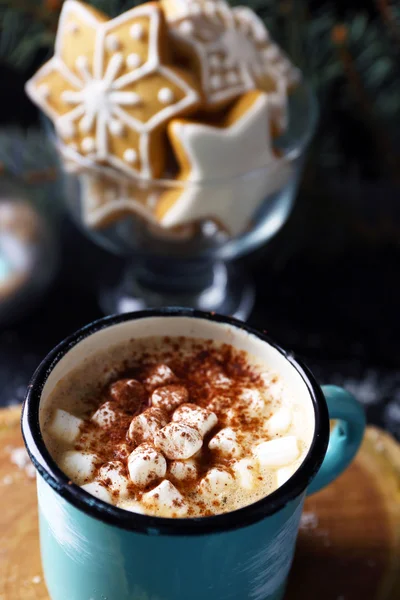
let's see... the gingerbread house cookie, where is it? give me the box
[161,0,300,129]
[26,0,200,179]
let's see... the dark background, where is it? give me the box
[0,0,399,441]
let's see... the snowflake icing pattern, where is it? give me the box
[26,0,199,178]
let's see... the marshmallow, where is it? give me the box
[81,481,112,503]
[143,364,177,390]
[169,459,198,481]
[128,407,168,445]
[199,468,234,495]
[265,406,292,435]
[118,499,147,514]
[98,461,130,498]
[207,396,229,414]
[154,422,202,459]
[60,451,97,484]
[109,378,145,407]
[206,368,231,387]
[48,409,83,444]
[142,480,188,517]
[91,401,117,429]
[208,427,241,457]
[276,465,296,488]
[127,443,166,488]
[173,403,217,436]
[253,436,299,469]
[151,384,188,412]
[233,458,257,490]
[240,388,266,416]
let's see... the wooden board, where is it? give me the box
[0,406,399,600]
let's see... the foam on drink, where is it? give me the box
[41,336,314,518]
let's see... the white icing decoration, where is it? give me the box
[130,23,144,40]
[24,2,200,178]
[81,137,95,153]
[210,75,222,90]
[123,148,137,163]
[164,0,297,111]
[189,4,202,16]
[204,2,216,15]
[37,84,50,99]
[209,55,221,68]
[109,119,124,136]
[57,120,75,139]
[161,93,292,234]
[179,21,194,35]
[79,115,92,134]
[126,53,141,69]
[146,194,158,209]
[158,87,174,104]
[106,34,121,51]
[264,45,280,61]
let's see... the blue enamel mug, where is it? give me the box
[22,308,366,600]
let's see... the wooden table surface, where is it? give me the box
[0,406,399,600]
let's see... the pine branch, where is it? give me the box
[376,0,400,47]
[332,24,400,179]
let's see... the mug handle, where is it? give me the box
[307,385,366,495]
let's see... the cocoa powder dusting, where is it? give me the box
[52,336,285,516]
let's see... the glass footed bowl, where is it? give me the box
[64,81,317,320]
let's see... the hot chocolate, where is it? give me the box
[42,336,314,517]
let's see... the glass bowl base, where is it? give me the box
[99,260,255,321]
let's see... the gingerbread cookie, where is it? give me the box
[155,90,292,234]
[26,0,200,179]
[80,173,161,228]
[161,0,299,129]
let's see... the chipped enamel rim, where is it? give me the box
[22,308,329,536]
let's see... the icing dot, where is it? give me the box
[123,148,137,164]
[66,22,79,35]
[109,119,124,136]
[264,45,279,62]
[254,28,268,43]
[126,53,142,69]
[81,137,95,153]
[130,23,144,40]
[179,20,194,35]
[210,75,222,90]
[75,55,89,70]
[158,87,174,105]
[37,84,50,99]
[209,55,221,68]
[106,34,121,52]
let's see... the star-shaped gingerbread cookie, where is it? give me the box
[26,0,200,178]
[162,0,299,130]
[155,90,292,234]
